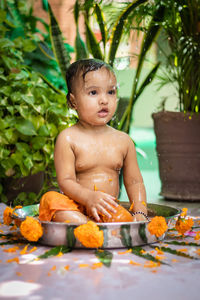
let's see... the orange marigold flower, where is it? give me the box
[14,219,22,228]
[74,221,104,248]
[147,216,168,238]
[129,260,141,266]
[175,218,194,235]
[20,216,43,242]
[79,264,89,268]
[20,245,29,255]
[180,208,188,217]
[194,232,200,241]
[143,260,160,268]
[64,265,70,270]
[29,246,37,253]
[91,262,103,269]
[3,246,19,253]
[3,207,14,225]
[6,257,19,264]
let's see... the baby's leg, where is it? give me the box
[53,210,89,223]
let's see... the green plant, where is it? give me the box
[155,0,200,113]
[0,9,77,205]
[40,0,165,133]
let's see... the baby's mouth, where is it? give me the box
[98,108,109,117]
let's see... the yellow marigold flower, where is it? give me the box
[20,216,43,242]
[175,218,194,235]
[56,252,63,257]
[74,221,104,248]
[142,201,147,207]
[147,216,168,238]
[180,208,188,217]
[3,207,14,225]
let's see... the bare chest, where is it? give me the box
[73,137,126,173]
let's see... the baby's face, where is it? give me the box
[70,67,117,127]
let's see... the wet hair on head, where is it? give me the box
[66,59,115,105]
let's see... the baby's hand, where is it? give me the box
[86,191,118,222]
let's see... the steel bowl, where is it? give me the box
[13,202,180,249]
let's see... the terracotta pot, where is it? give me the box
[4,172,44,204]
[152,111,200,201]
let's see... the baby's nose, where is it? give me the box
[99,94,108,104]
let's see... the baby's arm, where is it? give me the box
[54,130,118,221]
[123,136,147,221]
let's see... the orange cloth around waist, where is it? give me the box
[39,191,81,222]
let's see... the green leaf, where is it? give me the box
[167,241,200,247]
[48,3,70,81]
[131,246,168,265]
[15,119,37,136]
[94,4,107,49]
[38,125,50,136]
[108,0,147,66]
[31,137,46,150]
[67,226,76,248]
[120,224,132,247]
[85,21,103,60]
[38,245,72,259]
[75,28,88,60]
[95,249,113,267]
[151,246,198,260]
[42,0,49,12]
[138,223,147,243]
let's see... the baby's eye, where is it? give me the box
[89,90,97,96]
[108,89,116,95]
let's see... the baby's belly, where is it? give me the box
[76,170,120,198]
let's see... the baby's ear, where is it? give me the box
[68,93,77,110]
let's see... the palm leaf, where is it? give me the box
[108,0,147,66]
[151,246,198,260]
[94,4,107,50]
[48,3,71,81]
[118,5,165,133]
[38,245,72,259]
[131,246,168,265]
[85,21,103,60]
[95,249,113,267]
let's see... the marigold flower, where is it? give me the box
[91,262,103,269]
[3,207,14,225]
[64,265,70,270]
[147,216,168,238]
[20,245,29,255]
[79,264,89,268]
[180,208,188,217]
[74,221,104,248]
[3,246,19,253]
[175,218,194,235]
[129,260,141,266]
[6,257,19,264]
[20,216,43,242]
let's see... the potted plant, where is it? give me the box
[152,0,200,200]
[0,9,77,206]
